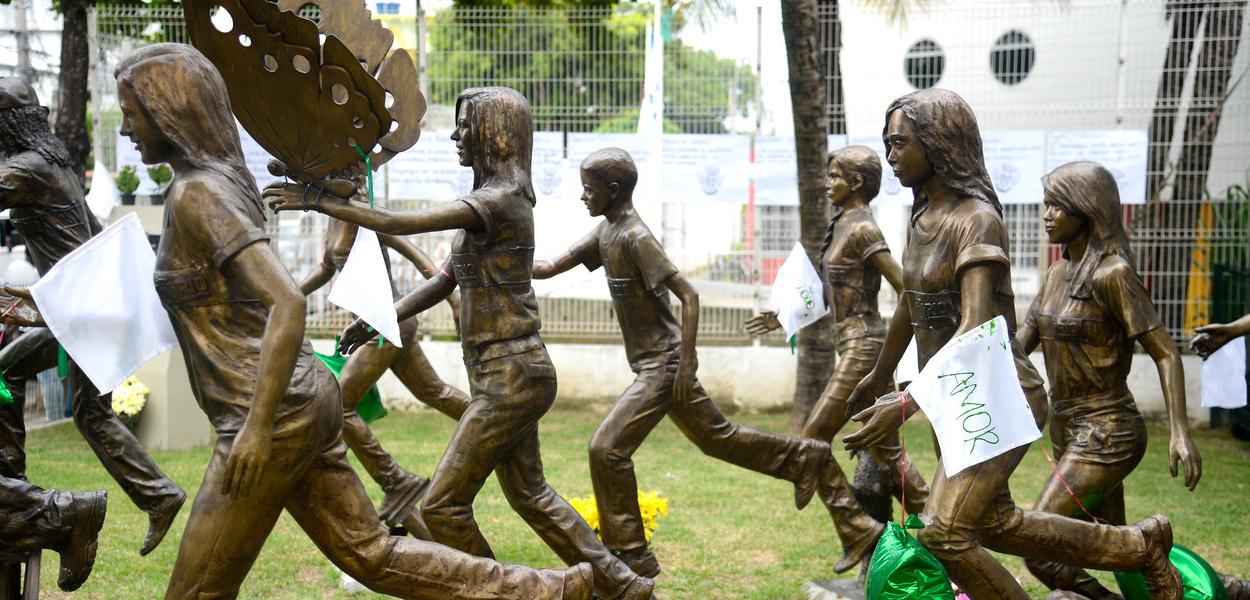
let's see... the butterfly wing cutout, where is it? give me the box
[272,0,425,168]
[184,0,392,186]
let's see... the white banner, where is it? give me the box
[752,135,848,206]
[1202,337,1248,409]
[905,316,1042,477]
[30,213,179,393]
[1045,130,1149,204]
[328,228,403,348]
[661,134,750,203]
[768,242,829,339]
[115,121,282,195]
[383,130,470,202]
[984,130,1046,205]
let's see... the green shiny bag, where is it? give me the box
[314,352,387,423]
[1115,543,1228,600]
[866,517,955,600]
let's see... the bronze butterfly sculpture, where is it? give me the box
[184,0,424,197]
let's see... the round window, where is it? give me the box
[904,39,945,90]
[990,30,1035,85]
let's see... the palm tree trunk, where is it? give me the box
[53,0,90,178]
[1147,3,1204,202]
[781,0,836,434]
[1173,1,1245,205]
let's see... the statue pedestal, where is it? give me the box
[132,349,212,451]
[803,579,865,600]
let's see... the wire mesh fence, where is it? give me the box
[819,0,1250,343]
[88,1,1248,346]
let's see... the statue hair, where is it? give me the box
[580,147,638,196]
[1043,161,1136,300]
[455,87,536,205]
[115,43,263,218]
[883,88,1001,221]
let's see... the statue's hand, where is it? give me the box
[1169,432,1202,491]
[844,372,886,418]
[338,318,377,355]
[221,421,272,498]
[1190,323,1235,358]
[0,286,44,327]
[263,181,351,214]
[673,352,698,404]
[844,393,907,451]
[744,311,781,336]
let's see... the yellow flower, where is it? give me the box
[563,490,667,542]
[111,376,149,418]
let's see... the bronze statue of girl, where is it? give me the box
[270,86,654,600]
[115,44,590,599]
[1016,160,1202,597]
[843,88,1182,599]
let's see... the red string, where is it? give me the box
[898,391,907,525]
[1039,444,1106,525]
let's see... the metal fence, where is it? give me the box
[89,2,1248,346]
[819,0,1250,342]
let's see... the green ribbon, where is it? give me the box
[352,144,374,209]
[789,335,796,355]
[365,325,384,349]
[0,377,13,407]
[313,352,387,423]
[57,344,68,380]
[351,145,383,350]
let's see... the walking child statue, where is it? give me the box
[842,88,1183,599]
[0,76,186,556]
[299,202,471,529]
[111,43,592,599]
[269,87,656,600]
[1015,161,1231,598]
[533,147,883,577]
[745,146,929,536]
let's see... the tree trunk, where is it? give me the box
[1173,1,1245,205]
[781,0,836,434]
[1147,2,1204,202]
[53,0,90,178]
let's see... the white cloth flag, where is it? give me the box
[1201,337,1248,409]
[327,228,402,348]
[906,316,1042,477]
[85,160,119,220]
[768,242,828,340]
[30,213,178,393]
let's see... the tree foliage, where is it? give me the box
[427,3,753,133]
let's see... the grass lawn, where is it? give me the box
[23,402,1250,599]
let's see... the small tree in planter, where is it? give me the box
[116,165,140,205]
[146,164,172,204]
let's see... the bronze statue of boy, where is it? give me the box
[532,147,882,577]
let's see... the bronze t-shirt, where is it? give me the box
[154,173,323,438]
[1026,255,1162,405]
[569,211,681,372]
[0,152,101,275]
[902,199,1017,368]
[449,188,541,362]
[821,206,890,342]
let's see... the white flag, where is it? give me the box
[85,160,119,220]
[905,316,1041,477]
[30,213,178,393]
[1201,337,1247,409]
[768,242,828,340]
[327,228,402,348]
